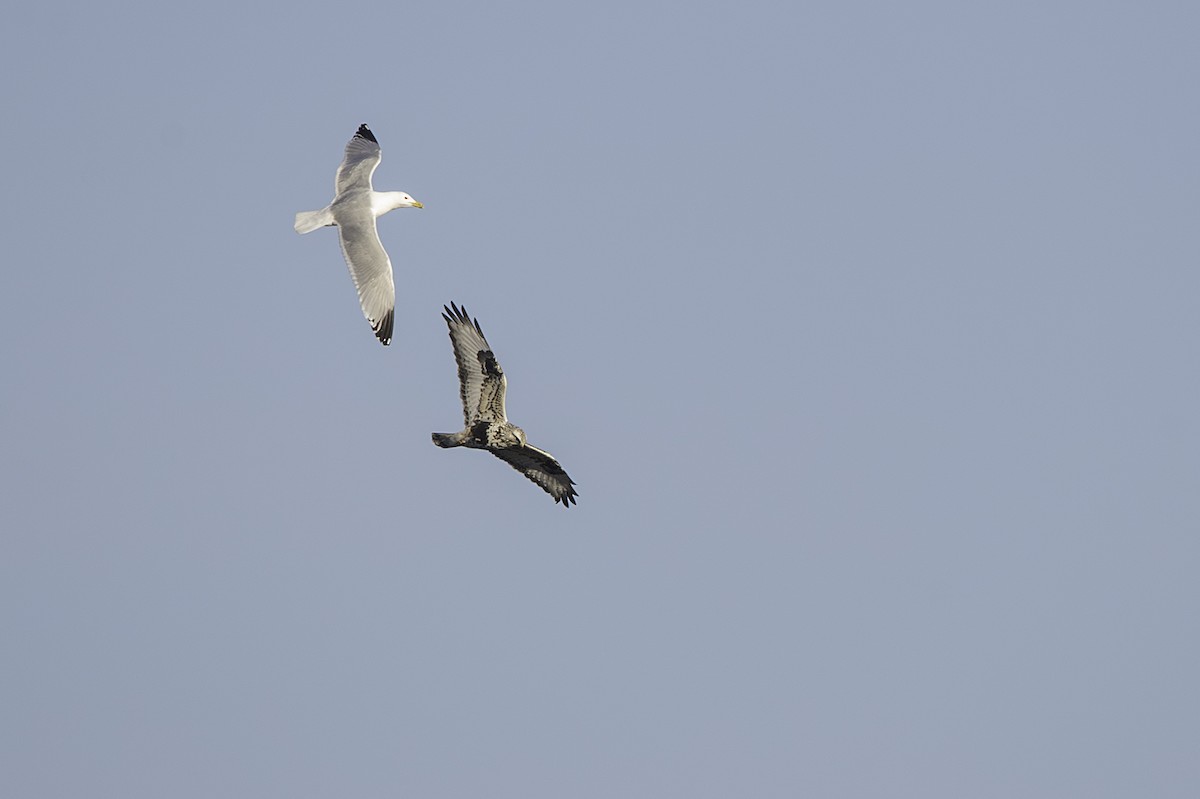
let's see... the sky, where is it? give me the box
[2,1,1198,796]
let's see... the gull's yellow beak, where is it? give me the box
[412,201,424,209]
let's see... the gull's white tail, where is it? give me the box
[294,207,335,234]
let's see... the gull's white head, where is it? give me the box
[374,191,423,216]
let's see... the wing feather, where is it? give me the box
[490,444,578,507]
[443,303,507,424]
[337,218,395,344]
[335,124,381,195]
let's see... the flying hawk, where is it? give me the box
[432,303,578,507]
[294,124,423,345]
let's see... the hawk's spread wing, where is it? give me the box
[443,303,507,424]
[335,124,382,195]
[491,443,578,507]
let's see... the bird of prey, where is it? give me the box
[294,124,423,345]
[432,303,578,507]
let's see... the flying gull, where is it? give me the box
[294,124,422,345]
[432,303,579,507]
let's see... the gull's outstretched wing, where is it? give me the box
[335,124,382,195]
[443,303,507,424]
[337,218,395,344]
[490,443,578,507]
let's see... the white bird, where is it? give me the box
[294,124,423,345]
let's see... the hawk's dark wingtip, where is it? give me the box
[443,302,475,329]
[556,486,579,508]
[355,124,378,144]
[445,302,485,338]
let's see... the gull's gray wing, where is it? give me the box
[490,443,578,507]
[335,124,382,195]
[443,303,507,424]
[337,217,395,344]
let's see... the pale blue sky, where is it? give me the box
[2,2,1198,797]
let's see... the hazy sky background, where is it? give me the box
[2,2,1198,796]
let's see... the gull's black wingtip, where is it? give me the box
[374,308,394,345]
[355,124,378,144]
